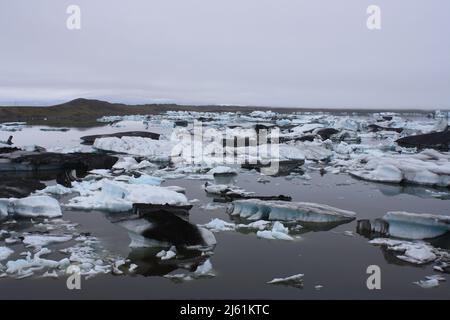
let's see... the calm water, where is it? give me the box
[1,123,450,299]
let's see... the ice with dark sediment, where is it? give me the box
[358,211,450,240]
[227,199,356,223]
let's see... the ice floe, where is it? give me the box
[414,275,446,288]
[0,247,14,261]
[350,149,450,187]
[267,273,304,288]
[0,195,62,219]
[22,234,72,249]
[227,199,356,223]
[65,180,188,212]
[369,238,437,264]
[256,222,293,241]
[94,136,175,161]
[358,211,450,240]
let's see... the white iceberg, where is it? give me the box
[6,248,70,278]
[227,199,356,223]
[65,180,188,212]
[207,166,237,175]
[369,238,437,264]
[0,196,62,218]
[294,141,333,162]
[194,259,214,277]
[350,149,450,187]
[94,137,175,161]
[129,175,163,186]
[257,221,293,240]
[22,234,72,248]
[201,218,236,232]
[0,247,13,261]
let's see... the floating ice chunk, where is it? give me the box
[267,273,304,288]
[22,234,72,248]
[249,110,277,118]
[0,200,8,219]
[89,169,112,177]
[383,211,450,240]
[237,220,271,230]
[200,203,225,210]
[207,166,237,175]
[369,238,437,264]
[112,157,157,171]
[0,247,13,261]
[112,157,138,170]
[203,183,247,196]
[257,221,293,240]
[201,218,236,232]
[1,196,62,218]
[129,175,163,186]
[94,137,175,161]
[0,122,26,131]
[414,278,441,289]
[37,184,73,195]
[352,164,403,183]
[6,248,70,277]
[333,117,362,131]
[350,150,450,187]
[66,180,188,212]
[228,199,356,223]
[194,259,214,277]
[157,246,177,260]
[294,141,333,161]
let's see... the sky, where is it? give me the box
[0,0,449,109]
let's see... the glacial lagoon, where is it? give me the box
[1,110,450,299]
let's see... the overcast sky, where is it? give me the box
[0,0,449,109]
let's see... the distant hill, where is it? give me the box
[0,98,436,127]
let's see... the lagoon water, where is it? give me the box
[1,119,450,299]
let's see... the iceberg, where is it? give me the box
[94,136,175,161]
[193,259,215,277]
[22,234,72,248]
[81,131,160,145]
[207,166,237,176]
[369,238,437,264]
[350,149,450,187]
[267,273,304,288]
[112,210,216,249]
[129,175,163,186]
[358,211,450,240]
[0,246,13,261]
[256,221,293,240]
[201,218,236,232]
[227,199,356,223]
[0,195,62,218]
[294,141,333,162]
[65,180,188,212]
[5,248,70,278]
[414,275,445,288]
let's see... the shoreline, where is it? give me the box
[0,98,443,127]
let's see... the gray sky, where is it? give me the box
[0,0,449,109]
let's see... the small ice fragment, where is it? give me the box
[194,259,214,277]
[267,274,304,288]
[0,247,13,261]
